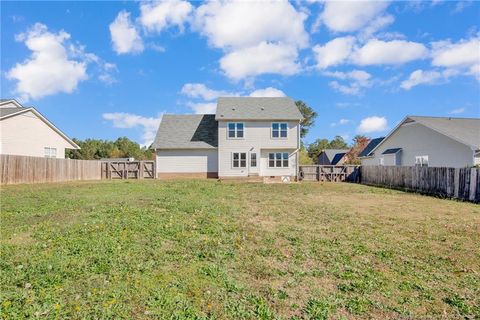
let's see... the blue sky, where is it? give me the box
[1,1,479,146]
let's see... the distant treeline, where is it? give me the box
[66,137,155,160]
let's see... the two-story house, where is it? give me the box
[0,99,80,158]
[152,97,303,181]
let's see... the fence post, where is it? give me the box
[454,168,460,198]
[469,168,477,202]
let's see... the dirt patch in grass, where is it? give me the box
[1,180,479,319]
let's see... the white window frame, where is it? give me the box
[271,122,288,139]
[415,155,429,167]
[232,152,247,169]
[250,153,257,167]
[44,147,57,158]
[227,122,245,139]
[379,157,384,166]
[268,152,289,168]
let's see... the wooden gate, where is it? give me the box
[299,165,360,182]
[102,161,155,180]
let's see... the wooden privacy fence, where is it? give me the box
[360,166,480,202]
[299,165,360,182]
[0,155,102,185]
[101,161,155,180]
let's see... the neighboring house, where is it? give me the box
[358,137,385,166]
[317,149,349,165]
[0,99,80,158]
[152,97,303,180]
[359,116,480,167]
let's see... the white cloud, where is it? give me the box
[449,107,465,114]
[193,0,307,81]
[102,112,162,147]
[330,118,352,127]
[6,23,88,101]
[320,1,390,32]
[139,0,193,33]
[313,36,355,69]
[359,14,395,40]
[352,39,428,65]
[98,63,119,85]
[400,69,443,90]
[329,81,362,95]
[468,63,480,80]
[109,11,144,54]
[181,83,236,101]
[431,37,479,68]
[186,102,217,114]
[313,38,428,70]
[400,68,461,90]
[324,70,371,85]
[357,116,388,133]
[193,0,308,49]
[249,87,286,97]
[219,42,300,80]
[324,70,372,95]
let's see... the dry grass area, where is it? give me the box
[1,180,479,319]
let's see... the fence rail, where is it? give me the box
[0,155,102,185]
[101,161,155,179]
[299,165,360,182]
[360,166,479,202]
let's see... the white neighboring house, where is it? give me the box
[359,116,480,168]
[152,97,303,180]
[0,99,80,158]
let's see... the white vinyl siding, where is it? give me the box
[218,120,299,177]
[0,110,73,158]
[156,149,218,173]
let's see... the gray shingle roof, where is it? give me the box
[215,97,303,120]
[359,137,384,157]
[152,114,218,149]
[408,116,480,149]
[323,149,349,161]
[0,107,25,118]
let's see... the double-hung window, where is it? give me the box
[228,122,244,138]
[271,122,288,138]
[268,152,289,168]
[415,155,429,167]
[44,147,57,158]
[232,152,247,168]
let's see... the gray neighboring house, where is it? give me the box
[359,116,480,168]
[152,97,303,180]
[317,149,349,165]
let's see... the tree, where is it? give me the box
[345,135,370,164]
[329,135,348,149]
[295,100,317,138]
[307,138,330,160]
[66,137,155,160]
[299,145,314,165]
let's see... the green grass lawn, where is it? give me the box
[1,180,479,319]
